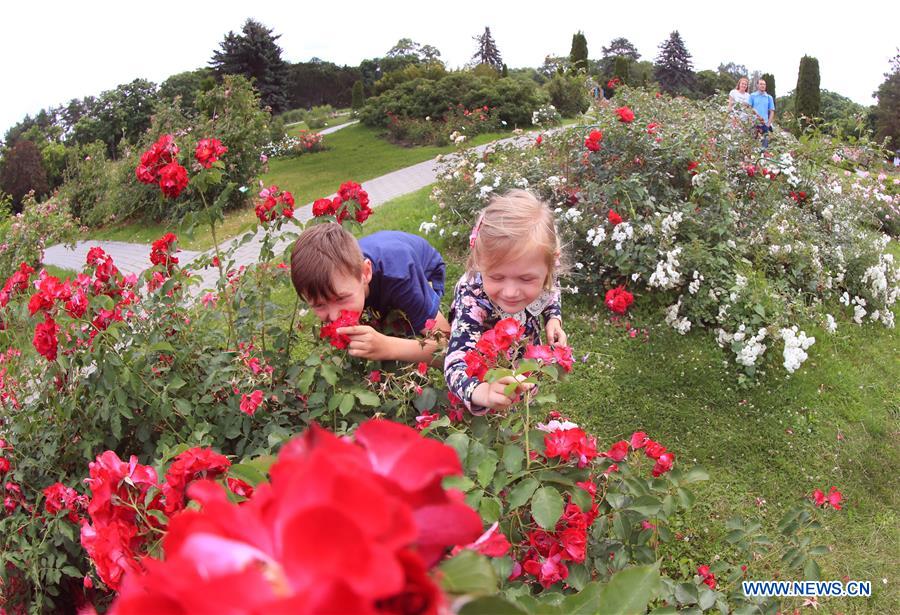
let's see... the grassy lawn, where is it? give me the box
[314,186,899,613]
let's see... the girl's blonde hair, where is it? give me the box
[467,189,561,289]
[736,77,749,90]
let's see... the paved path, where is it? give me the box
[42,131,532,295]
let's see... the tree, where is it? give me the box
[654,31,695,96]
[613,56,630,84]
[718,62,749,82]
[70,79,158,157]
[795,56,821,129]
[472,27,503,70]
[761,73,776,102]
[351,80,365,112]
[540,55,571,78]
[159,68,216,114]
[386,38,442,65]
[600,37,641,76]
[288,61,361,108]
[570,31,589,73]
[872,51,900,148]
[210,19,289,112]
[0,140,49,211]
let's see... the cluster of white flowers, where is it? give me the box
[560,207,582,223]
[731,326,768,367]
[545,175,565,188]
[449,131,466,145]
[649,247,683,289]
[610,222,634,251]
[531,104,560,127]
[418,221,437,234]
[664,297,692,335]
[691,169,718,188]
[688,270,704,295]
[660,211,683,238]
[862,253,900,309]
[824,313,837,334]
[769,244,793,256]
[585,226,607,247]
[777,152,801,187]
[780,326,815,373]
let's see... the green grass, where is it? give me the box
[336,186,899,613]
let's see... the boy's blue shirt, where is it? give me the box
[359,231,445,333]
[749,91,775,123]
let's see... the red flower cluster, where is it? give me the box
[621,431,676,477]
[463,318,525,380]
[0,262,34,308]
[812,486,842,510]
[584,129,603,152]
[605,286,634,315]
[194,138,227,169]
[255,185,295,223]
[544,427,598,467]
[687,160,700,175]
[33,315,59,361]
[697,564,717,589]
[606,77,621,90]
[161,448,231,515]
[80,451,161,590]
[608,209,623,226]
[149,232,179,273]
[520,481,599,588]
[109,420,481,614]
[523,343,574,372]
[43,482,87,524]
[135,134,189,199]
[789,190,808,203]
[319,310,360,349]
[615,106,635,123]
[453,522,511,558]
[535,134,543,146]
[646,122,661,135]
[239,389,265,416]
[312,181,373,223]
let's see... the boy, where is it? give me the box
[290,223,449,364]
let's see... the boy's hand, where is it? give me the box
[472,376,534,410]
[337,325,391,360]
[545,318,568,346]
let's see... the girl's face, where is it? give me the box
[481,247,550,314]
[738,78,749,92]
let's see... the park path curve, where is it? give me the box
[42,130,533,295]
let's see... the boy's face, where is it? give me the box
[482,248,549,314]
[308,260,372,322]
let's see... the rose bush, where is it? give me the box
[428,87,899,378]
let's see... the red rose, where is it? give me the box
[584,129,603,152]
[646,122,660,135]
[157,162,189,198]
[194,138,227,169]
[239,389,265,416]
[630,431,649,449]
[604,286,634,315]
[687,160,700,175]
[319,310,360,349]
[652,451,675,477]
[312,198,334,217]
[33,315,59,361]
[161,447,231,514]
[615,106,635,123]
[643,440,667,460]
[0,458,9,475]
[608,209,623,226]
[605,440,629,462]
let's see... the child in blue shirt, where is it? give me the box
[290,224,448,363]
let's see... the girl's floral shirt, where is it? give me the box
[444,272,562,414]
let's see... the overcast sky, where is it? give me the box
[3,0,897,133]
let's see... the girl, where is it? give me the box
[728,77,751,110]
[444,190,567,413]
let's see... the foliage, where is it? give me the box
[384,105,501,147]
[210,18,289,113]
[57,141,113,221]
[795,56,821,132]
[569,31,589,73]
[761,72,777,102]
[262,130,326,158]
[777,89,870,138]
[430,87,899,377]
[158,68,216,115]
[286,60,361,109]
[360,72,548,130]
[374,61,448,95]
[70,79,159,158]
[599,37,641,78]
[546,74,590,118]
[0,140,49,211]
[472,27,503,71]
[0,193,80,276]
[351,80,365,111]
[872,50,900,151]
[654,31,696,96]
[532,104,562,128]
[613,56,630,86]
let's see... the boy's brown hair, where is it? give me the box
[290,223,364,301]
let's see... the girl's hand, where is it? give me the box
[472,376,534,409]
[545,318,567,346]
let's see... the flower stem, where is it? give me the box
[199,190,235,347]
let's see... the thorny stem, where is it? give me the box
[199,189,235,347]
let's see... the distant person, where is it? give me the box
[749,78,775,148]
[728,77,751,110]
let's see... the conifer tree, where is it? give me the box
[614,56,630,84]
[472,27,503,70]
[795,56,821,128]
[872,51,900,148]
[761,73,776,101]
[351,81,365,112]
[570,31,589,73]
[210,19,289,112]
[654,31,696,96]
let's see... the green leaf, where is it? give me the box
[681,467,710,484]
[804,559,821,581]
[674,582,699,605]
[627,495,662,517]
[149,341,176,353]
[413,387,438,411]
[507,478,539,510]
[229,463,268,487]
[320,364,338,385]
[338,393,355,416]
[531,486,564,530]
[459,597,526,615]
[698,588,718,610]
[566,564,590,591]
[677,488,696,509]
[439,551,497,595]
[444,475,476,492]
[598,563,663,614]
[502,444,525,474]
[479,496,502,524]
[559,581,604,614]
[606,493,627,510]
[445,433,470,466]
[476,453,499,487]
[355,390,381,406]
[167,375,187,390]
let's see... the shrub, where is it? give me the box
[351,79,365,111]
[0,140,49,211]
[0,193,80,276]
[57,141,113,221]
[262,130,326,158]
[546,73,590,117]
[532,104,563,128]
[430,88,899,378]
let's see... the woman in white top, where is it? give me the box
[728,77,751,109]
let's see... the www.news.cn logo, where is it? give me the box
[742,580,872,597]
